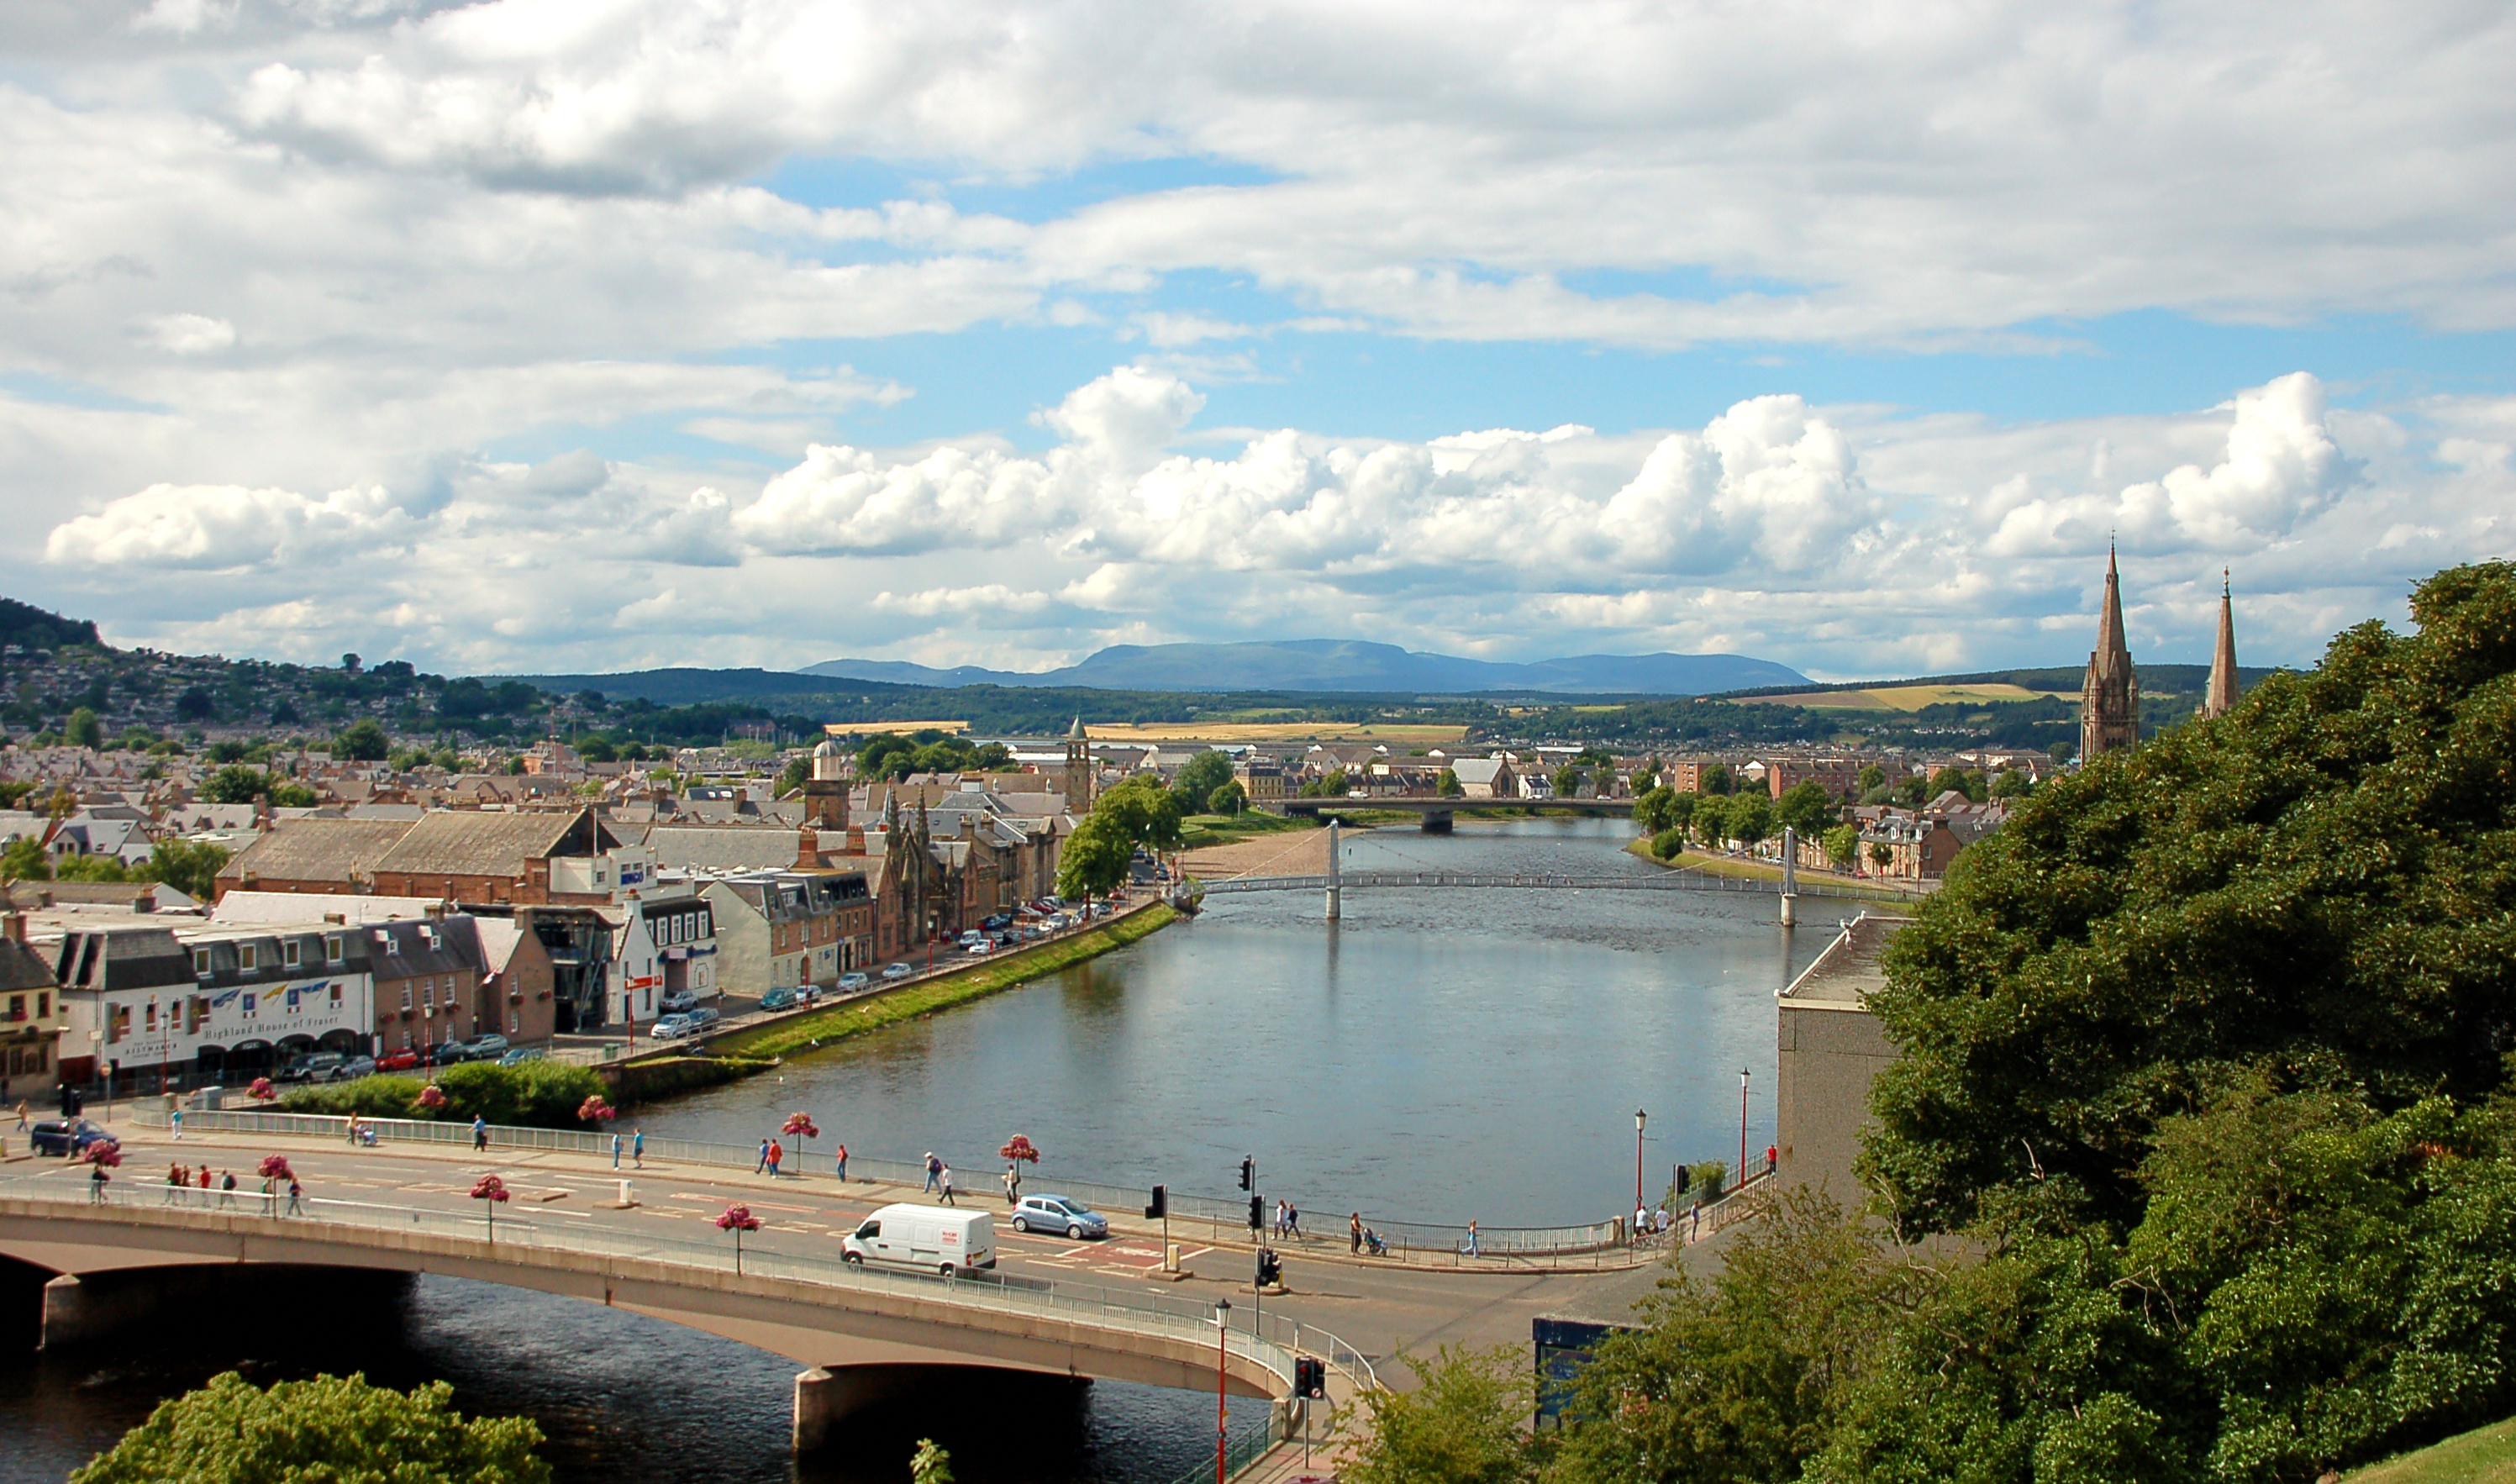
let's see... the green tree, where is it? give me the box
[1206,780,1245,815]
[1987,768,2034,799]
[65,706,103,750]
[909,1438,955,1484]
[1867,841,1892,870]
[139,838,230,900]
[1552,762,1586,797]
[1696,802,1731,849]
[1055,815,1134,903]
[1094,773,1183,853]
[777,753,811,793]
[1699,762,1733,796]
[1437,768,1463,798]
[334,718,390,761]
[200,766,313,806]
[1857,763,1886,792]
[1344,1345,1538,1484]
[1633,785,1679,833]
[1774,779,1834,836]
[1170,750,1234,812]
[2,837,52,881]
[575,736,618,764]
[1725,791,1773,848]
[1822,824,1859,868]
[71,1371,549,1484]
[54,853,131,882]
[1925,765,1987,803]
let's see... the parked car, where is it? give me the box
[493,1047,541,1067]
[982,913,1012,931]
[1008,1194,1108,1239]
[458,1034,510,1060]
[882,962,914,981]
[661,990,700,1014]
[276,1051,348,1084]
[965,940,992,955]
[837,971,870,993]
[375,1047,422,1072]
[759,987,797,1012]
[31,1118,115,1158]
[650,1014,695,1040]
[683,1007,721,1031]
[336,1055,377,1080]
[794,983,824,1005]
[957,929,985,946]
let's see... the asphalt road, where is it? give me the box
[24,1122,1686,1385]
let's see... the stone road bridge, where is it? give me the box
[1272,795,1634,831]
[0,1181,1367,1452]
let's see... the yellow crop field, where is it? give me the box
[1745,683,2073,713]
[1085,722,1470,743]
[829,720,971,735]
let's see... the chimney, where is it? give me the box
[845,826,865,854]
[796,825,822,870]
[2,910,22,943]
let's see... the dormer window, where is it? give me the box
[324,934,344,963]
[237,944,258,972]
[282,939,302,968]
[192,947,212,976]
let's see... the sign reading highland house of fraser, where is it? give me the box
[103,975,371,1067]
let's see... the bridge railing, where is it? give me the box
[0,1166,1384,1396]
[125,1108,1623,1264]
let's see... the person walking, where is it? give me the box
[286,1177,303,1216]
[164,1162,185,1205]
[632,1129,645,1168]
[938,1165,955,1206]
[14,1100,28,1132]
[1688,1202,1700,1242]
[1349,1212,1363,1255]
[196,1164,210,1191]
[345,1113,361,1146]
[89,1160,108,1204]
[755,1138,771,1173]
[218,1170,236,1208]
[923,1152,941,1193]
[834,1142,847,1182]
[1635,1204,1649,1245]
[1464,1219,1480,1259]
[170,1105,183,1141]
[1273,1199,1287,1238]
[611,1132,623,1169]
[767,1139,784,1177]
[1286,1204,1301,1239]
[1003,1164,1019,1205]
[471,1115,487,1152]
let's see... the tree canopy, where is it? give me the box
[73,1371,549,1484]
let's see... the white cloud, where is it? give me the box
[44,482,408,569]
[143,313,238,354]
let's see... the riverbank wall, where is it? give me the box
[1624,836,1933,900]
[696,903,1181,1066]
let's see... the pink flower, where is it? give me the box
[716,1203,761,1232]
[416,1084,447,1110]
[998,1134,1040,1164]
[578,1096,616,1124]
[83,1141,122,1168]
[257,1155,292,1180]
[782,1113,818,1139]
[470,1174,509,1202]
[247,1077,276,1101]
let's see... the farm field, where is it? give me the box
[1747,683,2072,712]
[1083,721,1470,743]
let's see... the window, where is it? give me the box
[329,983,342,1006]
[144,1000,156,1032]
[282,939,302,968]
[192,947,212,976]
[36,992,47,1018]
[237,944,258,972]
[400,984,413,1012]
[324,934,343,963]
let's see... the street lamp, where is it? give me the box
[1633,1108,1647,1213]
[1213,1297,1232,1484]
[1739,1068,1750,1186]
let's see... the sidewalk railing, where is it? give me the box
[0,1165,1378,1401]
[122,1106,1633,1262]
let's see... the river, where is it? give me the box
[0,817,1825,1484]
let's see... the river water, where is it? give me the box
[1,818,1824,1484]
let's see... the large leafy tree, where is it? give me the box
[73,1371,549,1484]
[1169,750,1234,812]
[1864,560,2516,1236]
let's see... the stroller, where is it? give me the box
[1362,1228,1388,1257]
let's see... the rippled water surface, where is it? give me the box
[0,818,1824,1482]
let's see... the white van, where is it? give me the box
[842,1203,997,1276]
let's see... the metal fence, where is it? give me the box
[0,1165,1376,1402]
[125,1107,1631,1262]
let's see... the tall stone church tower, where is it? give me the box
[2080,546,2140,760]
[803,737,850,829]
[1063,718,1095,811]
[2199,570,2239,719]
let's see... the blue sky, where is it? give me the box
[7,1,2513,680]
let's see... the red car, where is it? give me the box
[374,1047,421,1071]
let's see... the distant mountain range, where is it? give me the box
[798,639,1808,696]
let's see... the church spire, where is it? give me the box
[2080,543,2141,760]
[2201,568,2238,719]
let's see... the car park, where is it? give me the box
[1008,1194,1108,1239]
[661,990,699,1014]
[759,987,797,1012]
[837,971,870,993]
[883,962,914,981]
[31,1118,115,1158]
[276,1051,348,1083]
[650,1014,694,1039]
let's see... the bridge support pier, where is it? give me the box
[39,1265,407,1350]
[1324,818,1342,921]
[1420,810,1453,834]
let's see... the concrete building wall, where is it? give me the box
[1776,1002,1898,1203]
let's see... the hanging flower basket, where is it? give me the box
[998,1134,1041,1165]
[83,1141,122,1168]
[578,1096,616,1124]
[471,1174,508,1202]
[258,1155,292,1181]
[247,1077,276,1101]
[782,1113,819,1140]
[416,1084,447,1111]
[718,1202,762,1272]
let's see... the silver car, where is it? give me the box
[1008,1194,1108,1239]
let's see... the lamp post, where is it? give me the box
[1633,1108,1646,1213]
[1739,1068,1750,1187]
[1213,1297,1232,1484]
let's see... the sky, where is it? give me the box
[5,1,2514,684]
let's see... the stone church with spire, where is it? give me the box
[2199,571,2240,720]
[2080,546,2141,760]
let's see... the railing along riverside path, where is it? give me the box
[0,1166,1379,1402]
[125,1108,1638,1266]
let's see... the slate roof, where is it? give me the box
[0,935,55,994]
[219,818,418,887]
[371,809,613,879]
[641,824,804,872]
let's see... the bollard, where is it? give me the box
[614,1179,638,1208]
[1165,1241,1181,1272]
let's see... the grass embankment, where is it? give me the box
[1178,809,1313,850]
[613,1055,771,1102]
[704,904,1181,1062]
[2350,1417,2516,1482]
[1625,836,1789,882]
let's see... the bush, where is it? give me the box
[72,1370,547,1484]
[1650,827,1687,860]
[279,1075,430,1120]
[276,1062,605,1129]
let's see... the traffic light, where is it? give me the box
[1294,1357,1326,1398]
[1256,1249,1282,1288]
[1239,1156,1255,1191]
[1248,1194,1265,1231]
[1145,1184,1167,1219]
